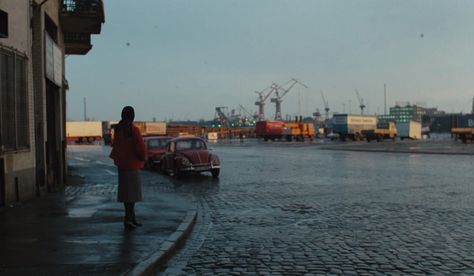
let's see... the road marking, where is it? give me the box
[105,169,117,176]
[73,157,91,162]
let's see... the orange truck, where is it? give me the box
[282,122,315,141]
[451,128,474,143]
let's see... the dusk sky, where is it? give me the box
[66,0,474,121]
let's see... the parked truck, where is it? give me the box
[363,121,397,142]
[66,121,102,144]
[256,120,315,141]
[452,128,474,143]
[398,120,422,140]
[451,115,474,143]
[256,121,284,141]
[282,122,315,141]
[331,114,377,141]
[134,121,167,136]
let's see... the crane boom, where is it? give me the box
[355,88,366,114]
[321,91,330,120]
[239,104,253,117]
[277,78,308,99]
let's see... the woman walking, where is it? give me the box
[109,106,147,229]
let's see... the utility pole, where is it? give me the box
[471,96,474,114]
[384,84,387,115]
[83,97,87,121]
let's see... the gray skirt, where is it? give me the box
[117,169,143,202]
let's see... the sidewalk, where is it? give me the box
[0,174,196,275]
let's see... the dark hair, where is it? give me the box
[117,106,135,137]
[121,106,135,121]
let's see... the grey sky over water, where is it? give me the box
[66,0,474,121]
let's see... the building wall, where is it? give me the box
[0,0,37,204]
[32,0,68,193]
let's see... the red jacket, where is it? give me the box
[109,125,147,170]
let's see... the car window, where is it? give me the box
[176,140,206,150]
[147,138,170,149]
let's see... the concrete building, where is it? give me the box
[378,103,445,124]
[0,0,104,206]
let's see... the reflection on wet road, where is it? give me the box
[160,140,474,275]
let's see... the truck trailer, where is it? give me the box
[332,114,377,141]
[363,121,397,142]
[66,121,102,143]
[256,121,315,141]
[397,120,422,140]
[134,121,167,136]
[452,128,474,143]
[256,121,284,141]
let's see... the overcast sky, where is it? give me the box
[66,0,474,121]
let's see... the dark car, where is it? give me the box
[160,137,221,178]
[143,136,172,169]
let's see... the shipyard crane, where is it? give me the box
[355,89,366,115]
[215,106,230,128]
[313,108,322,121]
[271,78,308,121]
[239,104,254,119]
[254,84,277,121]
[321,91,330,120]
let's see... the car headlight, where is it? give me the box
[210,155,220,165]
[180,157,191,166]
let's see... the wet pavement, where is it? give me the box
[0,145,195,275]
[319,139,474,155]
[158,139,474,275]
[3,140,473,275]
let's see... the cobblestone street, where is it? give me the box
[160,141,474,275]
[69,141,474,275]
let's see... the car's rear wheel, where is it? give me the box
[211,169,220,178]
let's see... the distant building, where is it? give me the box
[378,103,445,124]
[0,0,104,206]
[423,114,474,133]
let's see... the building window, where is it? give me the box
[0,49,29,151]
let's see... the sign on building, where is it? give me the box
[45,33,63,87]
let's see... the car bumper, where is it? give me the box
[180,164,221,172]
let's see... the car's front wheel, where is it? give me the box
[211,168,220,178]
[159,160,167,173]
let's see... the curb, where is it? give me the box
[123,209,197,276]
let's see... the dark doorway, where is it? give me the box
[46,80,62,191]
[0,158,5,207]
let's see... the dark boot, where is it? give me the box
[124,216,137,229]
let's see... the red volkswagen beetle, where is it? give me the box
[159,137,221,178]
[143,136,172,169]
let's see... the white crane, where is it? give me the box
[254,84,277,121]
[271,78,308,121]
